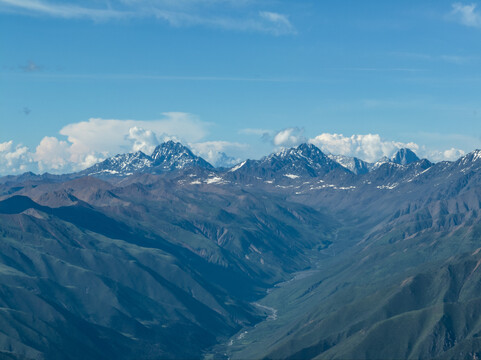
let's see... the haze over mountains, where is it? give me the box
[1,141,481,359]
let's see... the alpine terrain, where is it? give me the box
[1,141,481,359]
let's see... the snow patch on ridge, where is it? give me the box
[205,177,224,184]
[229,161,246,172]
[377,183,399,190]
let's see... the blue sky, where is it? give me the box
[1,0,481,174]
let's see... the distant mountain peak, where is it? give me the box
[79,141,213,177]
[328,154,371,175]
[455,149,481,170]
[274,143,328,160]
[461,149,481,162]
[82,151,152,177]
[228,143,349,179]
[151,141,213,172]
[151,140,190,159]
[297,142,319,152]
[391,148,420,165]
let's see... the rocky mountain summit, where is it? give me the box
[79,140,213,177]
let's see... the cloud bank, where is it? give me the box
[0,113,210,174]
[272,127,307,148]
[0,113,249,174]
[57,112,208,164]
[308,132,468,163]
[268,128,466,163]
[0,120,472,175]
[0,141,31,174]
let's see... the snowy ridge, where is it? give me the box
[328,154,371,175]
[80,141,213,177]
[230,143,350,179]
[230,161,246,172]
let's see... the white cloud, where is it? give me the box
[429,148,466,162]
[127,126,159,154]
[443,148,466,160]
[259,11,295,35]
[309,133,420,163]
[28,112,210,173]
[59,112,208,164]
[0,113,247,175]
[451,3,481,28]
[33,136,102,173]
[146,8,296,35]
[34,136,72,172]
[308,132,469,164]
[189,140,247,167]
[273,127,307,148]
[0,140,32,174]
[0,0,126,19]
[0,0,296,34]
[0,140,12,152]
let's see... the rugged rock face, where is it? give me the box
[391,147,420,165]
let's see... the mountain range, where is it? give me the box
[1,141,481,359]
[76,141,422,179]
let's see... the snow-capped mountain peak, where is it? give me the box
[328,154,371,175]
[371,148,420,170]
[79,141,213,177]
[79,151,152,176]
[150,141,213,172]
[227,143,350,179]
[454,149,481,173]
